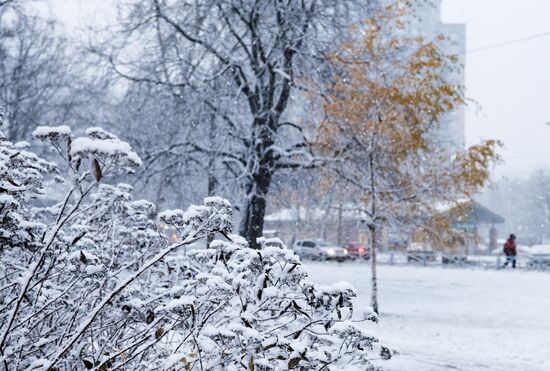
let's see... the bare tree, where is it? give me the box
[100,0,366,248]
[0,9,77,142]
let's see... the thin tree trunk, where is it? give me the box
[155,171,167,208]
[368,150,379,314]
[337,202,343,245]
[206,173,217,248]
[369,223,379,315]
[206,114,217,248]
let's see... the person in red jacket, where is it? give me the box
[502,233,517,268]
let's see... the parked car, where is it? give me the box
[406,243,435,263]
[344,243,370,260]
[528,245,550,268]
[293,240,348,262]
[442,255,467,265]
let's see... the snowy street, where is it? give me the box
[305,263,550,371]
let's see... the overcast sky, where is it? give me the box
[442,0,550,179]
[44,0,550,179]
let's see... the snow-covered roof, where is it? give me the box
[406,242,433,252]
[264,207,324,222]
[434,197,470,213]
[264,205,365,222]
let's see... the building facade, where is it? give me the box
[412,0,466,151]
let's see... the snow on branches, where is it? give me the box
[0,126,390,370]
[0,134,55,250]
[154,236,392,370]
[159,196,233,241]
[33,125,141,183]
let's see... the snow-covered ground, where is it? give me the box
[305,262,550,370]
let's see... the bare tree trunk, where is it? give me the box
[155,171,167,209]
[206,172,217,247]
[369,223,379,315]
[368,150,379,314]
[206,114,217,248]
[240,164,272,249]
[337,202,343,245]
[239,119,276,249]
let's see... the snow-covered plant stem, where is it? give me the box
[0,185,92,355]
[44,213,219,370]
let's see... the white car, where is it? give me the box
[528,245,550,268]
[293,240,348,262]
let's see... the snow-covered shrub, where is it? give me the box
[152,236,391,371]
[0,134,55,250]
[0,126,390,370]
[0,126,171,369]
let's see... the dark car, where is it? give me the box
[442,255,467,265]
[344,243,370,260]
[406,243,436,263]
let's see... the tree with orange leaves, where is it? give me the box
[317,5,500,314]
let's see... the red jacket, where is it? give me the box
[503,239,517,256]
